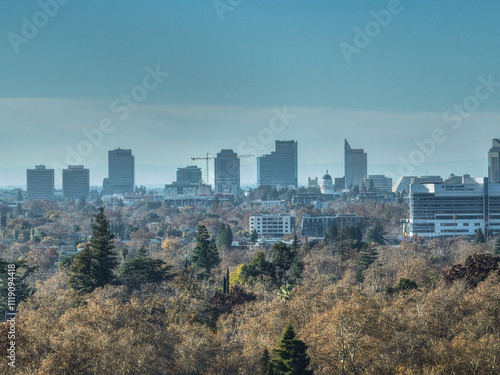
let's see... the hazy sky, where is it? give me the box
[1,1,499,187]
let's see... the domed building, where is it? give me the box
[320,170,335,194]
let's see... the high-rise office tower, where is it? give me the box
[489,139,500,184]
[103,148,135,194]
[257,140,298,188]
[214,149,240,197]
[176,166,202,184]
[62,165,90,200]
[344,139,367,189]
[26,165,54,200]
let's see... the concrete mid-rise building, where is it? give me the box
[27,165,54,201]
[177,165,202,184]
[249,213,295,237]
[62,165,90,200]
[214,149,240,197]
[489,138,500,184]
[257,140,298,188]
[103,148,135,195]
[164,182,211,198]
[407,179,500,238]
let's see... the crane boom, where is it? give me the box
[190,153,255,186]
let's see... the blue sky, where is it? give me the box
[0,1,499,187]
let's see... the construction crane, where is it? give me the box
[191,153,254,186]
[191,153,215,185]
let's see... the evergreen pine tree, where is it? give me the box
[272,242,299,285]
[14,203,23,217]
[474,227,486,244]
[191,225,220,278]
[67,243,95,293]
[0,259,37,318]
[325,223,338,244]
[251,228,259,243]
[223,275,228,294]
[271,324,313,375]
[368,178,375,193]
[494,236,500,256]
[260,348,272,375]
[337,226,349,260]
[225,225,233,248]
[89,207,118,288]
[67,207,118,293]
[367,221,386,245]
[208,238,221,269]
[77,195,86,210]
[217,224,233,251]
[356,244,378,283]
[118,246,172,290]
[16,190,23,201]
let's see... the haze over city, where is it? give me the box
[1,1,500,187]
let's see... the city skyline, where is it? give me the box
[1,2,500,186]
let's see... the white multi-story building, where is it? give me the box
[249,214,295,237]
[408,179,500,238]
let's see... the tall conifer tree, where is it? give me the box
[192,225,220,278]
[68,207,118,293]
[89,207,118,288]
[271,324,313,375]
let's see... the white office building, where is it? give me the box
[408,179,500,238]
[249,214,295,237]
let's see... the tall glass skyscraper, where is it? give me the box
[344,139,367,189]
[257,140,298,188]
[489,139,500,184]
[214,149,240,197]
[103,148,135,194]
